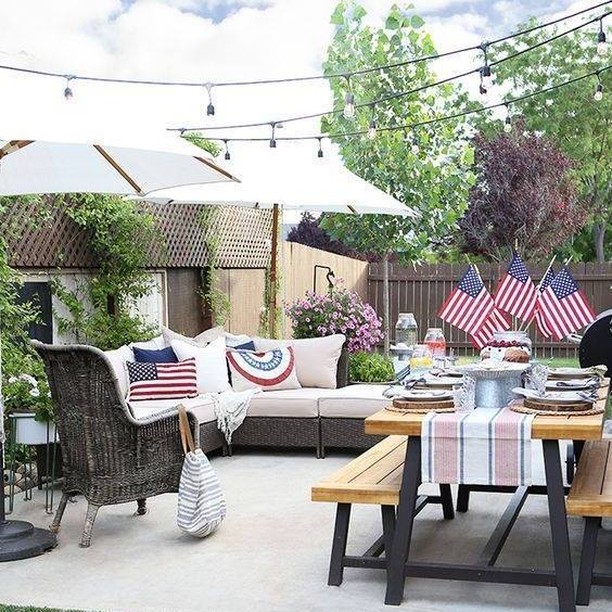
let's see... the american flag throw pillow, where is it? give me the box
[127,357,198,401]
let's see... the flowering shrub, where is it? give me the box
[285,287,383,353]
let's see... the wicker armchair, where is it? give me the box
[33,341,196,548]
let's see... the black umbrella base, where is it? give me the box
[0,520,57,562]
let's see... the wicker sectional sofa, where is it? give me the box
[129,379,390,458]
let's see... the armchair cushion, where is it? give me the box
[127,358,198,401]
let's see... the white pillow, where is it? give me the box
[162,325,225,347]
[227,346,301,392]
[103,345,134,397]
[223,331,253,348]
[130,335,167,350]
[254,334,345,389]
[170,336,230,393]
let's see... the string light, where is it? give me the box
[343,75,356,119]
[479,42,493,90]
[223,139,231,160]
[205,82,215,116]
[411,137,419,155]
[597,18,607,55]
[594,73,604,100]
[316,137,324,158]
[367,105,377,140]
[269,122,277,148]
[63,75,74,100]
[504,103,512,132]
[479,73,489,99]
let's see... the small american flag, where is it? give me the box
[438,265,495,335]
[533,266,555,338]
[538,266,596,341]
[127,357,198,401]
[470,308,511,349]
[494,254,537,322]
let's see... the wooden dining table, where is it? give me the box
[365,401,607,611]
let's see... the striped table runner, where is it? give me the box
[421,408,535,486]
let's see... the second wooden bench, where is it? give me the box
[311,435,454,586]
[567,439,612,605]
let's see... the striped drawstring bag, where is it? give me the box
[177,405,226,537]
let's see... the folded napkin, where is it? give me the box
[421,408,535,486]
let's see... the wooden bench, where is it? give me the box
[567,440,612,605]
[311,435,454,586]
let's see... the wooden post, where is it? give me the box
[268,203,280,338]
[383,253,390,356]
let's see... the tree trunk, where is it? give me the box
[593,222,606,263]
[382,253,390,356]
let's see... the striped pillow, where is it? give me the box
[127,358,198,401]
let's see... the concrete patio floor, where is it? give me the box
[1,446,610,612]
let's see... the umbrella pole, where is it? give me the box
[0,321,56,561]
[268,203,280,338]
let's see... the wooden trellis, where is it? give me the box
[4,200,272,269]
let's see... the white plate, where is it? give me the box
[400,389,453,401]
[421,376,462,387]
[545,379,597,391]
[512,388,596,404]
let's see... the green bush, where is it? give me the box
[349,351,394,383]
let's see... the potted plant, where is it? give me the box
[285,284,384,384]
[348,351,395,384]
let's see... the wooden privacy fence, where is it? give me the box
[368,262,612,358]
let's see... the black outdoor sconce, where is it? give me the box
[313,265,335,294]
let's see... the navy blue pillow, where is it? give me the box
[133,346,178,363]
[234,340,256,351]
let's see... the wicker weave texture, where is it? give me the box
[320,418,386,454]
[230,417,320,455]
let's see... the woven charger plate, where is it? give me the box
[387,398,456,414]
[510,399,604,417]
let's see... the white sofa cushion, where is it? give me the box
[128,394,217,424]
[162,325,225,347]
[130,335,167,350]
[227,346,301,392]
[255,334,345,389]
[170,336,231,394]
[104,344,134,397]
[246,388,323,417]
[318,384,390,419]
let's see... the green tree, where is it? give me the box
[320,1,475,349]
[487,17,611,262]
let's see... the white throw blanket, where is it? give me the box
[209,389,258,444]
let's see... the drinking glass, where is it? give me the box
[525,363,548,396]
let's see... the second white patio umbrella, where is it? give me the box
[140,143,417,336]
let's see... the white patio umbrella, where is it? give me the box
[0,131,238,196]
[0,129,238,561]
[140,142,417,336]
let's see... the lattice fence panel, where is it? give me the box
[4,199,272,269]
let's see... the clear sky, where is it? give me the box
[0,0,602,207]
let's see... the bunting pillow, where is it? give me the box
[127,358,198,401]
[226,347,301,392]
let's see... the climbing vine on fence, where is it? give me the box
[52,194,160,350]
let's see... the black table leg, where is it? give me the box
[385,436,422,606]
[328,503,351,586]
[576,517,600,606]
[542,439,576,612]
[457,484,470,513]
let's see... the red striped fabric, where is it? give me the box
[538,267,595,341]
[438,266,495,336]
[127,357,198,401]
[470,308,511,349]
[493,254,537,322]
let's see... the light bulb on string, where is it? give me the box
[411,137,419,155]
[63,76,74,100]
[343,76,355,119]
[503,103,512,133]
[478,73,489,101]
[269,122,277,148]
[223,139,231,160]
[594,74,603,101]
[316,137,324,158]
[204,82,215,116]
[597,19,607,56]
[479,42,492,89]
[367,113,377,140]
